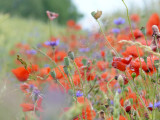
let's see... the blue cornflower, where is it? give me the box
[32,88,41,102]
[112,28,120,34]
[45,39,59,47]
[79,48,90,52]
[44,64,50,67]
[26,49,37,55]
[76,91,83,97]
[154,101,160,108]
[110,100,114,105]
[117,88,121,93]
[114,17,125,25]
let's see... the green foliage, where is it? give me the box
[0,0,83,24]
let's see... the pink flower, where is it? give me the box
[46,11,59,21]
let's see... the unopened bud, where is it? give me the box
[91,10,102,20]
[131,72,136,79]
[68,51,74,60]
[63,66,69,75]
[64,57,70,66]
[140,27,146,35]
[82,58,87,66]
[50,70,56,79]
[118,75,124,87]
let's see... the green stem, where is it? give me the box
[33,47,67,81]
[107,78,115,96]
[73,61,84,90]
[49,20,53,38]
[96,20,120,57]
[129,80,150,115]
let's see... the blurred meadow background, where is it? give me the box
[0,0,160,120]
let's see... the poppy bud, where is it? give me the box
[124,99,131,108]
[131,72,136,79]
[140,69,146,80]
[63,66,69,75]
[50,70,56,79]
[152,25,160,35]
[118,75,124,87]
[64,57,70,66]
[125,106,131,112]
[154,60,159,70]
[99,110,106,119]
[82,58,87,66]
[91,10,102,20]
[68,51,74,60]
[92,59,96,65]
[140,27,146,35]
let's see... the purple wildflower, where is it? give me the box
[29,84,35,91]
[33,88,40,96]
[32,88,41,102]
[110,100,114,105]
[154,101,160,108]
[26,49,37,55]
[148,103,153,110]
[76,91,83,97]
[114,17,125,25]
[112,28,120,34]
[45,39,59,47]
[44,64,50,67]
[79,47,90,52]
[117,88,121,93]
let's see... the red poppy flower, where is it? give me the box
[112,55,132,71]
[20,103,37,112]
[130,14,140,23]
[122,45,144,58]
[97,61,109,71]
[39,67,51,77]
[129,29,144,39]
[146,13,160,35]
[28,64,39,73]
[145,56,159,74]
[126,58,142,77]
[54,65,67,79]
[101,71,108,80]
[101,51,105,57]
[87,73,96,81]
[74,24,81,30]
[54,51,67,63]
[120,93,138,110]
[20,83,29,93]
[75,97,96,120]
[67,20,76,28]
[20,97,42,112]
[12,67,30,82]
[72,74,81,86]
[74,56,86,68]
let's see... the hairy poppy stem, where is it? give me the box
[72,61,84,91]
[129,80,150,116]
[107,78,115,96]
[33,47,68,81]
[68,68,77,102]
[96,20,120,57]
[49,20,53,38]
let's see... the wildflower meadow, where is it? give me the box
[0,0,160,120]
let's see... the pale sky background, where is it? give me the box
[72,0,157,30]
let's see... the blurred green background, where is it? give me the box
[0,0,83,24]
